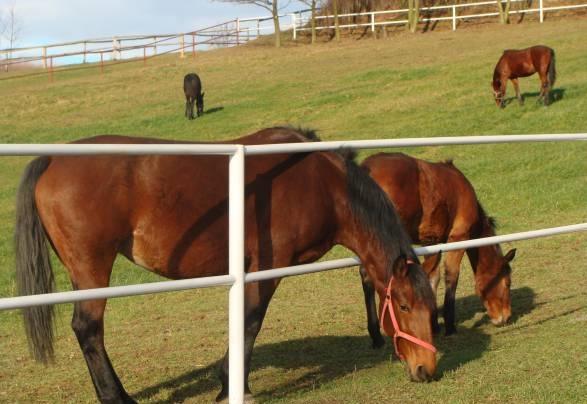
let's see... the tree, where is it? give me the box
[407,0,419,33]
[496,0,512,24]
[216,0,285,48]
[3,3,22,55]
[332,0,340,41]
[298,0,320,44]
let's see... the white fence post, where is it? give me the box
[452,5,457,30]
[539,0,544,22]
[228,145,245,404]
[180,34,185,58]
[292,13,297,40]
[113,37,120,60]
[371,12,375,32]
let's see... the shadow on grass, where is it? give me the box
[436,286,535,377]
[133,335,389,403]
[204,106,224,115]
[504,87,565,106]
[134,287,537,402]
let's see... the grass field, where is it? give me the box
[0,17,586,403]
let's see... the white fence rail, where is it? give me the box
[1,133,586,404]
[289,0,587,37]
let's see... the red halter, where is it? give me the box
[380,265,437,361]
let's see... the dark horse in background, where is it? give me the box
[359,153,515,344]
[15,127,437,403]
[492,45,556,108]
[183,73,204,119]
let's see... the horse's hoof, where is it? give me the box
[372,336,386,349]
[445,327,457,336]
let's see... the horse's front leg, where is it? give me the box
[216,278,280,403]
[443,248,466,335]
[422,253,442,335]
[511,78,523,106]
[359,266,385,349]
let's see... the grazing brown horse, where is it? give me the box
[492,45,556,108]
[359,153,515,342]
[15,128,437,404]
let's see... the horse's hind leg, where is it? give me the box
[69,255,135,403]
[511,79,523,106]
[359,266,385,349]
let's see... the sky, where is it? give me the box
[0,0,303,48]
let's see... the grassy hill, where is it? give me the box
[0,17,586,403]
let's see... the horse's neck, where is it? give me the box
[468,216,499,272]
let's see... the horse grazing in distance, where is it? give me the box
[15,127,437,403]
[184,73,204,119]
[492,45,556,108]
[359,153,515,341]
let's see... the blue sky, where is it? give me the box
[0,0,303,47]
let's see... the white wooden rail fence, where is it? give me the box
[1,133,586,404]
[1,0,585,73]
[288,0,587,38]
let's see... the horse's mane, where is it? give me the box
[477,201,498,233]
[344,156,435,305]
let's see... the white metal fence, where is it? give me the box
[1,133,586,404]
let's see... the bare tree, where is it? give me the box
[298,0,320,44]
[4,3,22,56]
[407,0,420,33]
[496,0,512,24]
[332,0,340,41]
[216,0,286,48]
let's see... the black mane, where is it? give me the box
[344,158,435,305]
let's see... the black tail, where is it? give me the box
[548,49,556,88]
[14,156,55,364]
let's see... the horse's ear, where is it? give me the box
[392,254,409,279]
[504,249,516,263]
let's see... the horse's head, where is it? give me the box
[196,92,205,116]
[379,256,437,382]
[476,248,515,326]
[492,80,505,108]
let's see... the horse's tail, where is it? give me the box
[14,156,55,364]
[548,48,556,88]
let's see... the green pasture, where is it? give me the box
[0,17,586,403]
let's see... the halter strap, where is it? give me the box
[379,264,437,361]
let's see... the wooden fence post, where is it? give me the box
[192,34,196,58]
[83,42,87,64]
[100,52,104,74]
[48,56,54,82]
[42,47,48,69]
[180,34,185,58]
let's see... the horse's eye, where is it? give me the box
[400,304,410,312]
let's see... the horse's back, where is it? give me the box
[33,129,341,279]
[362,153,479,242]
[183,73,202,97]
[498,45,554,78]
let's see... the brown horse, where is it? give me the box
[492,45,556,108]
[359,152,515,343]
[15,127,437,403]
